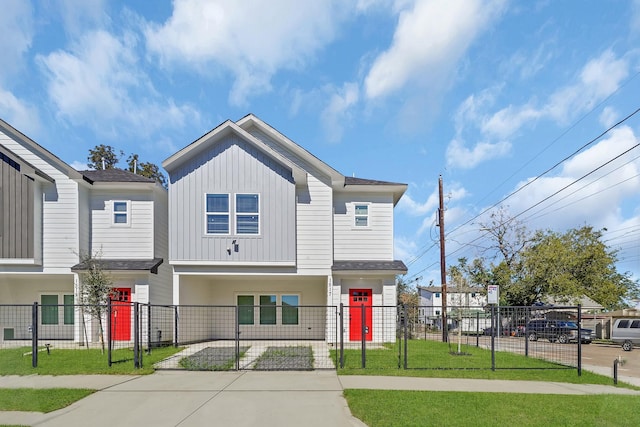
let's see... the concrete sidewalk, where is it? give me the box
[0,371,364,427]
[1,370,639,427]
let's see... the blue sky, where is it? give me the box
[2,0,640,289]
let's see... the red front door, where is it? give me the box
[349,289,372,341]
[110,288,131,341]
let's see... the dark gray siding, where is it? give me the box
[169,134,296,263]
[0,154,34,259]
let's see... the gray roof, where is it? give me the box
[71,258,163,274]
[332,260,407,273]
[344,176,407,186]
[81,169,155,184]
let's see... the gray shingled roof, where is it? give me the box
[344,176,407,186]
[71,258,163,274]
[81,169,155,183]
[332,260,407,272]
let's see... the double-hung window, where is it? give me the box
[236,194,259,234]
[354,204,369,227]
[113,201,129,225]
[206,194,230,234]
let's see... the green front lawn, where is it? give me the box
[344,389,640,427]
[0,346,182,375]
[334,339,631,387]
[0,388,94,413]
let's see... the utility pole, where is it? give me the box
[438,175,448,342]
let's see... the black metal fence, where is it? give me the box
[0,302,588,374]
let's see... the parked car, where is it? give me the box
[526,319,592,344]
[611,318,640,351]
[483,325,525,337]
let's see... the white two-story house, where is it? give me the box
[162,114,407,343]
[0,118,169,344]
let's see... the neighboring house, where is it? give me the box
[0,119,169,344]
[417,286,487,326]
[162,114,407,343]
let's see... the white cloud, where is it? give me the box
[37,29,200,140]
[321,83,360,143]
[364,0,506,99]
[144,0,350,106]
[506,126,640,230]
[0,0,33,82]
[57,0,108,35]
[599,106,618,128]
[545,50,629,123]
[0,87,40,135]
[447,50,631,170]
[446,139,511,169]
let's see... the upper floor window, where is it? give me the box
[206,194,230,234]
[354,204,369,227]
[113,201,129,225]
[236,194,259,234]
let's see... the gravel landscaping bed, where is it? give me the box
[179,346,249,371]
[253,346,314,370]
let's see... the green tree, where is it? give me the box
[77,252,113,353]
[519,226,638,310]
[87,145,123,170]
[127,154,167,188]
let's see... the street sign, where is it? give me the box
[488,285,499,304]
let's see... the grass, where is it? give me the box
[253,346,314,370]
[0,388,95,413]
[333,339,634,387]
[179,346,249,371]
[344,389,640,427]
[0,345,183,375]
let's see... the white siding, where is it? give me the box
[90,191,154,259]
[296,175,333,274]
[333,193,394,261]
[0,132,81,270]
[149,187,172,305]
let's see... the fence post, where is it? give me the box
[361,304,366,369]
[524,307,530,357]
[107,299,112,367]
[134,302,140,368]
[490,305,495,371]
[339,303,344,369]
[173,305,179,347]
[147,304,152,354]
[475,311,480,347]
[235,305,240,371]
[577,304,582,376]
[403,304,408,369]
[32,302,38,368]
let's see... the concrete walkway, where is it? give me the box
[1,369,639,427]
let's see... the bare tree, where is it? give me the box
[77,252,113,353]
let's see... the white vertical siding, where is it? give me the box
[168,135,296,263]
[296,174,333,273]
[149,187,172,305]
[333,193,394,261]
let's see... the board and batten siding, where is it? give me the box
[0,154,34,259]
[1,131,80,269]
[169,135,296,263]
[296,174,333,273]
[90,191,154,259]
[333,194,394,261]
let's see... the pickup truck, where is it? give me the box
[526,319,592,344]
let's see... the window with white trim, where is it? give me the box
[236,194,259,234]
[235,294,300,325]
[40,294,74,325]
[112,201,129,225]
[354,204,369,227]
[206,194,230,234]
